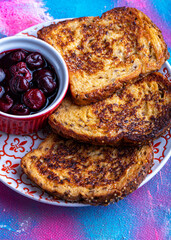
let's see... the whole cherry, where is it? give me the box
[0,94,13,113]
[10,104,30,115]
[35,68,57,95]
[10,62,32,81]
[26,52,45,70]
[10,50,27,62]
[23,89,46,110]
[10,75,29,94]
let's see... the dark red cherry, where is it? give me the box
[10,50,27,62]
[35,69,57,95]
[10,75,29,94]
[0,86,5,98]
[0,68,6,82]
[23,89,46,110]
[10,104,30,115]
[26,52,45,70]
[0,94,13,113]
[10,62,32,81]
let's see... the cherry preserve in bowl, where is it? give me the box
[0,49,58,115]
[0,36,69,135]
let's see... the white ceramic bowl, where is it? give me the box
[0,36,69,135]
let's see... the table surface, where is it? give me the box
[0,1,170,239]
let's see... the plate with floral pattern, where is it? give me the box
[0,20,171,206]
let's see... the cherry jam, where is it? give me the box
[0,49,59,115]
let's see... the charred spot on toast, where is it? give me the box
[34,142,137,187]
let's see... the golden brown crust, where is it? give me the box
[49,72,171,146]
[38,7,169,105]
[21,134,153,205]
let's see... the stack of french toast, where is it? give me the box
[21,7,171,205]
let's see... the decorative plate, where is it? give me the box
[0,20,171,207]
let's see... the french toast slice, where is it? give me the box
[21,133,153,205]
[49,72,171,145]
[38,7,169,105]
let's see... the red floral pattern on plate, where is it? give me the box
[9,138,27,153]
[1,160,19,174]
[163,67,170,78]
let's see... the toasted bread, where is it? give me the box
[49,72,171,145]
[38,7,169,105]
[21,133,153,205]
